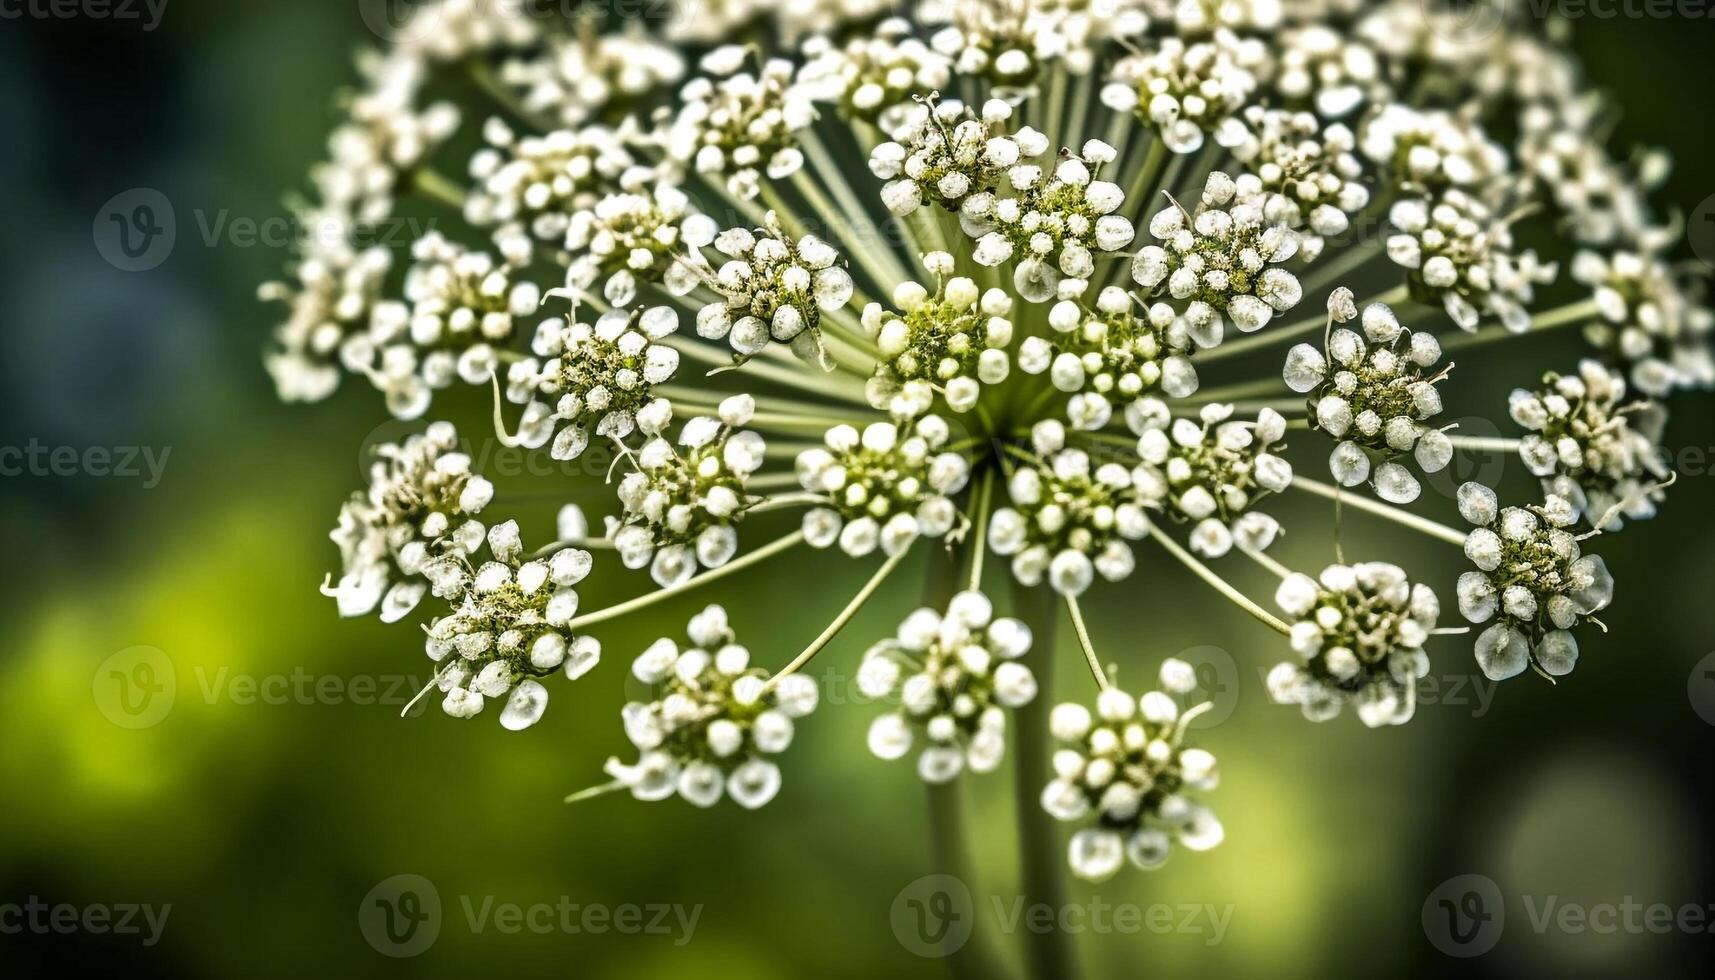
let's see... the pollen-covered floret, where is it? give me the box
[1359,105,1508,196]
[1284,297,1452,504]
[422,520,600,730]
[1385,189,1556,333]
[565,185,718,306]
[1100,30,1267,154]
[604,605,819,808]
[500,28,685,128]
[1271,24,1381,119]
[988,422,1150,596]
[797,415,970,557]
[693,213,855,364]
[1573,249,1715,397]
[611,396,768,586]
[1509,359,1669,529]
[667,47,816,200]
[869,97,1047,220]
[1040,659,1223,882]
[863,253,1015,415]
[466,120,640,257]
[1021,287,1202,431]
[1131,172,1305,344]
[505,305,681,461]
[859,590,1037,782]
[799,18,952,136]
[1130,401,1291,558]
[1266,562,1440,727]
[1221,108,1370,262]
[1455,483,1614,681]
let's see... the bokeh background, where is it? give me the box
[2,3,1714,977]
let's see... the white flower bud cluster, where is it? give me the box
[261,229,392,405]
[611,397,768,586]
[1517,113,1650,249]
[386,0,541,62]
[862,257,1015,415]
[423,520,599,729]
[331,53,461,217]
[1283,299,1452,504]
[344,233,539,419]
[1221,108,1369,262]
[605,605,819,808]
[1019,287,1201,431]
[799,19,952,136]
[1272,24,1381,119]
[1131,172,1305,344]
[1455,483,1614,681]
[506,306,681,461]
[1385,189,1556,333]
[1358,105,1508,196]
[564,185,718,308]
[1100,31,1267,154]
[1040,659,1223,882]
[1573,250,1715,398]
[1129,401,1291,557]
[772,0,900,45]
[500,30,685,128]
[693,214,855,364]
[328,421,493,622]
[989,422,1150,596]
[1266,562,1439,728]
[466,119,639,257]
[859,590,1037,782]
[1509,360,1669,528]
[921,1,1043,87]
[797,416,970,557]
[868,97,1046,219]
[966,139,1137,302]
[662,0,772,44]
[668,47,815,200]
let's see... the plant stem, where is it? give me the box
[764,545,912,689]
[1288,475,1469,547]
[1064,595,1111,691]
[1145,524,1291,635]
[566,532,805,630]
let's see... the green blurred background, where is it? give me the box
[2,3,1714,977]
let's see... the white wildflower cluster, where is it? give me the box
[260,230,391,404]
[611,397,768,586]
[796,416,970,557]
[1131,172,1305,344]
[693,214,855,364]
[1272,23,1380,119]
[1385,188,1555,333]
[328,421,492,622]
[565,185,718,306]
[465,119,640,257]
[422,520,600,729]
[859,590,1037,782]
[1019,287,1202,431]
[1100,31,1267,154]
[1509,360,1669,528]
[1041,660,1223,882]
[862,253,1015,415]
[1283,295,1452,503]
[1455,483,1614,682]
[385,0,542,62]
[919,0,1045,88]
[1129,402,1290,557]
[1573,250,1715,397]
[505,306,681,461]
[800,18,952,136]
[869,97,1046,220]
[989,423,1151,596]
[605,605,819,808]
[1359,106,1507,196]
[1221,107,1369,261]
[667,47,815,200]
[966,139,1136,302]
[327,53,461,219]
[1267,562,1439,727]
[499,28,685,128]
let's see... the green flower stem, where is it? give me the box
[1289,474,1468,547]
[763,544,912,691]
[1438,298,1599,353]
[1008,579,1078,980]
[966,467,996,592]
[1447,435,1522,453]
[1145,523,1292,635]
[566,531,806,631]
[1063,594,1111,691]
[408,167,468,210]
[797,128,917,289]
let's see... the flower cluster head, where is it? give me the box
[693,213,855,365]
[667,46,814,200]
[989,422,1150,596]
[859,590,1037,782]
[506,305,681,461]
[1130,401,1291,558]
[800,18,952,135]
[1021,287,1202,430]
[1131,171,1305,343]
[1385,188,1555,332]
[796,415,970,557]
[1273,23,1381,119]
[1509,359,1669,528]
[869,97,1048,220]
[966,139,1136,301]
[466,119,639,256]
[1359,105,1508,196]
[1573,249,1715,397]
[863,252,1015,415]
[1284,292,1452,503]
[606,605,819,808]
[565,185,717,306]
[612,396,767,586]
[1267,562,1440,728]
[1222,107,1369,261]
[1100,30,1266,154]
[423,520,600,730]
[1041,659,1223,882]
[328,421,493,621]
[1456,483,1614,681]
[501,27,685,128]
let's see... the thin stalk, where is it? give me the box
[1289,475,1468,547]
[1064,595,1112,691]
[1145,524,1291,635]
[1241,546,1294,580]
[965,468,995,592]
[567,532,806,630]
[409,168,467,210]
[1448,435,1522,453]
[1438,298,1598,353]
[763,545,912,690]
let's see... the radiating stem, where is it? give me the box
[763,545,912,690]
[1289,475,1468,547]
[1448,435,1522,453]
[567,532,805,630]
[409,168,467,210]
[966,468,995,591]
[1145,524,1291,635]
[1064,595,1111,691]
[1438,298,1598,353]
